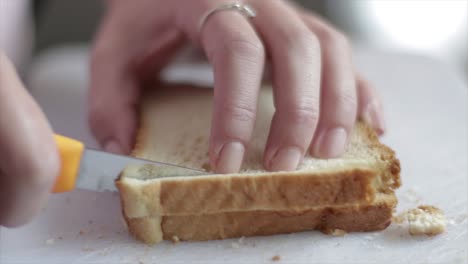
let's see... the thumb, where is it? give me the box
[0,53,60,227]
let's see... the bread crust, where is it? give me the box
[123,194,396,244]
[117,168,379,217]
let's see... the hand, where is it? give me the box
[89,0,385,174]
[0,53,60,227]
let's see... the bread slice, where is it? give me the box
[116,83,401,244]
[124,193,396,244]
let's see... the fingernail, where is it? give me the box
[362,101,386,135]
[314,127,347,158]
[268,147,302,171]
[215,142,245,173]
[104,140,124,154]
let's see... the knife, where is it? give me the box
[52,135,207,193]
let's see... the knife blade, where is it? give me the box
[53,134,207,193]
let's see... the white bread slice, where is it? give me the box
[117,83,400,216]
[116,83,401,244]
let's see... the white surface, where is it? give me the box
[1,46,467,264]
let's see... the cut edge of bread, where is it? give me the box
[122,192,397,245]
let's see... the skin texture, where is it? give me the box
[90,0,386,174]
[0,53,60,227]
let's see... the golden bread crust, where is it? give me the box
[124,194,396,244]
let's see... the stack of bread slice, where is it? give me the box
[116,83,401,244]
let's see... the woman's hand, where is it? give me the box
[90,0,385,174]
[0,53,60,227]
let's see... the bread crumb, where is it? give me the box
[57,236,63,240]
[171,235,180,244]
[97,235,104,239]
[88,220,93,225]
[98,247,110,256]
[82,246,94,252]
[195,136,203,144]
[238,236,245,245]
[396,205,447,236]
[201,162,211,171]
[231,242,240,249]
[79,230,85,235]
[408,206,446,236]
[393,214,405,224]
[139,261,144,264]
[330,229,347,236]
[271,255,281,261]
[45,239,55,245]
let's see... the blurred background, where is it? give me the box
[1,0,467,80]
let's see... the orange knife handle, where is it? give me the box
[52,135,84,193]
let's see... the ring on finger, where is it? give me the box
[198,2,257,34]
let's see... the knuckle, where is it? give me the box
[284,102,320,126]
[317,28,350,50]
[220,33,265,62]
[281,27,320,56]
[335,89,358,112]
[223,103,257,124]
[290,107,319,126]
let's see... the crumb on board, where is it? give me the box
[82,246,95,252]
[88,220,93,225]
[392,214,405,224]
[271,255,281,261]
[394,205,447,236]
[97,235,104,239]
[320,228,347,236]
[79,230,85,235]
[231,242,240,249]
[238,236,245,245]
[330,229,347,236]
[57,236,63,240]
[171,235,180,244]
[45,239,55,245]
[98,248,110,256]
[139,261,145,264]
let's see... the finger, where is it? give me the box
[356,73,386,135]
[250,1,321,171]
[179,2,265,173]
[0,53,60,227]
[90,10,183,154]
[300,13,358,158]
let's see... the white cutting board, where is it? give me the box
[1,46,467,264]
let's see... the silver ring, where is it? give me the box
[198,3,257,34]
